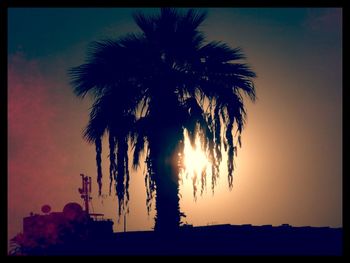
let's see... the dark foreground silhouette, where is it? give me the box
[16,224,342,256]
[10,184,342,256]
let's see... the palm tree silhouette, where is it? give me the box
[69,8,256,233]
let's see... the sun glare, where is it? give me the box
[180,129,212,180]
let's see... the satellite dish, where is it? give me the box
[41,204,51,214]
[63,202,84,221]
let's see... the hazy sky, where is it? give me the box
[8,7,342,243]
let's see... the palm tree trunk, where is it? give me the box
[154,155,181,232]
[150,128,183,233]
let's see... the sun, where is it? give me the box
[179,129,212,180]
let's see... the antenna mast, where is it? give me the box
[78,173,92,214]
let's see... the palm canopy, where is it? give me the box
[69,8,256,221]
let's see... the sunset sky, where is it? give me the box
[8,7,342,244]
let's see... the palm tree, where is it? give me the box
[69,8,256,233]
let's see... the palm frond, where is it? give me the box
[69,40,124,97]
[132,134,146,169]
[95,137,103,195]
[108,132,117,195]
[199,41,245,63]
[133,11,155,36]
[182,9,207,29]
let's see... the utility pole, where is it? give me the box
[124,213,126,232]
[78,174,92,214]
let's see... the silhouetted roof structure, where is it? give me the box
[19,224,342,255]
